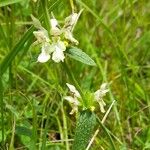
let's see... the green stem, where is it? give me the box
[31,99,37,150]
[0,69,4,147]
[41,101,52,150]
[62,102,70,150]
[96,116,116,150]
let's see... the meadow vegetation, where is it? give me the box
[0,0,150,149]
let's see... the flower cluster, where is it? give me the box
[64,83,109,114]
[32,12,81,63]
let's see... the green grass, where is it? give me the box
[0,0,150,149]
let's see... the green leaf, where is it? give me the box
[16,126,32,137]
[66,47,96,66]
[72,110,96,150]
[0,0,24,7]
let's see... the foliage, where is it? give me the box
[0,0,150,149]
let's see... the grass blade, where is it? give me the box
[0,0,24,7]
[0,26,34,76]
[0,67,4,147]
[96,116,116,150]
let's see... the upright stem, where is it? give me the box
[31,99,37,150]
[0,69,4,147]
[62,103,70,150]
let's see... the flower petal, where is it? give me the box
[31,15,43,29]
[37,51,50,63]
[63,30,79,45]
[94,83,109,113]
[52,45,65,63]
[64,96,80,105]
[94,83,109,101]
[43,43,55,54]
[100,83,108,91]
[94,89,109,101]
[50,18,61,36]
[70,106,78,115]
[33,30,49,43]
[50,18,58,28]
[98,101,106,113]
[64,13,78,29]
[66,83,80,97]
[64,96,79,115]
[57,41,66,51]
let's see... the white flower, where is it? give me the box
[37,43,53,63]
[94,83,109,113]
[50,18,58,28]
[52,41,66,63]
[50,18,61,36]
[37,40,66,63]
[64,82,109,114]
[64,83,81,114]
[62,12,81,45]
[63,29,79,45]
[38,51,50,63]
[66,83,80,97]
[32,11,82,63]
[64,13,78,29]
[32,15,50,44]
[64,96,80,114]
[33,29,50,44]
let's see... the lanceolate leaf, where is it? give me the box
[72,110,96,150]
[67,47,96,66]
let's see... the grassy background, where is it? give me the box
[0,0,150,149]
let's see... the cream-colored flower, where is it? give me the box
[32,11,82,63]
[66,83,80,97]
[94,83,109,113]
[38,51,50,63]
[52,41,66,63]
[64,83,81,114]
[64,13,78,30]
[50,18,61,36]
[63,29,79,45]
[33,30,50,44]
[37,43,53,63]
[62,12,81,45]
[64,96,80,115]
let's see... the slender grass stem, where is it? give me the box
[0,68,4,147]
[31,99,38,150]
[61,102,70,150]
[96,116,116,150]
